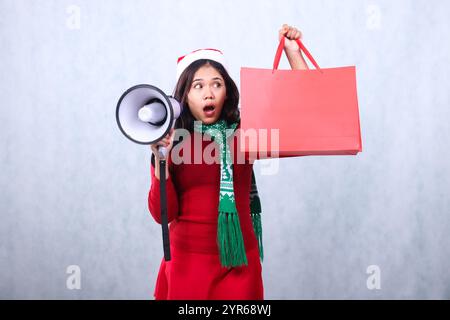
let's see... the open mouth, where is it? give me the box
[203,105,215,112]
[203,105,216,117]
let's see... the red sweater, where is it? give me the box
[148,129,258,255]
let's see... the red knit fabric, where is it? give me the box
[148,129,264,300]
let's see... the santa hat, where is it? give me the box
[176,48,227,83]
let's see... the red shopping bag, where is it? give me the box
[240,37,362,158]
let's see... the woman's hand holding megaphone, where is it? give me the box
[150,128,175,155]
[150,128,175,180]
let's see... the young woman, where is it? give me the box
[148,24,308,300]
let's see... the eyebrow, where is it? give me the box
[193,77,223,82]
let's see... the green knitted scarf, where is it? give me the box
[194,119,263,268]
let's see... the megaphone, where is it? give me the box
[116,84,183,158]
[116,84,183,262]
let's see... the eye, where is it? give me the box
[193,83,202,89]
[214,82,222,88]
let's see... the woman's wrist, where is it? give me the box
[285,49,308,70]
[284,47,301,56]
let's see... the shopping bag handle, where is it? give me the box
[273,37,322,73]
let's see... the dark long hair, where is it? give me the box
[172,59,240,133]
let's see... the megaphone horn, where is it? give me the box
[116,84,183,148]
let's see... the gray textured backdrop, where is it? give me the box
[1,0,449,299]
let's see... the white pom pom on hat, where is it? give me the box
[176,48,227,83]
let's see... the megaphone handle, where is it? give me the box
[158,146,168,159]
[159,159,171,261]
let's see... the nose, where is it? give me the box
[203,86,214,100]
